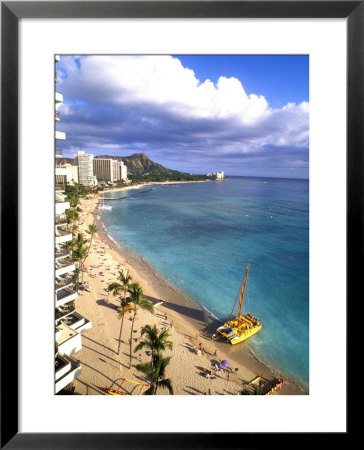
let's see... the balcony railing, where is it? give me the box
[55,214,67,225]
[55,304,75,322]
[55,274,74,291]
[55,130,66,140]
[56,287,77,309]
[57,287,77,302]
[55,91,63,103]
[56,230,73,245]
[55,354,82,394]
[56,227,71,236]
[55,190,66,202]
[55,257,74,270]
[55,246,71,259]
[55,259,75,278]
[55,184,66,192]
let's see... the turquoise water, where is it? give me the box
[101,177,309,387]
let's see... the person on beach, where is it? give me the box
[138,354,143,362]
[201,347,205,356]
[165,312,168,320]
[213,349,217,357]
[208,388,212,395]
[227,372,230,381]
[211,334,216,341]
[234,368,239,375]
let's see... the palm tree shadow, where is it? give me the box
[81,344,122,369]
[223,389,237,395]
[180,343,196,354]
[133,374,149,383]
[183,389,197,395]
[186,385,204,394]
[82,334,116,355]
[80,360,116,384]
[76,378,105,395]
[144,295,206,323]
[96,299,118,311]
[122,352,137,360]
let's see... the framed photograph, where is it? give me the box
[2,1,357,447]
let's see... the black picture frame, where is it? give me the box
[1,1,357,447]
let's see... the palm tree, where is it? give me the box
[65,208,79,231]
[85,224,98,257]
[72,268,80,292]
[66,193,79,208]
[70,233,89,291]
[119,282,154,367]
[134,324,173,369]
[109,269,132,305]
[71,223,79,236]
[108,269,132,355]
[75,224,98,282]
[136,354,173,395]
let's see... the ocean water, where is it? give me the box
[101,177,309,387]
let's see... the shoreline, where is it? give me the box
[97,213,308,394]
[73,190,308,395]
[100,179,209,195]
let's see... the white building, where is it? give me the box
[120,161,128,180]
[55,164,74,186]
[207,170,225,180]
[74,151,94,186]
[55,55,92,394]
[72,165,79,184]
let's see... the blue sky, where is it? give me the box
[57,55,309,178]
[175,55,309,108]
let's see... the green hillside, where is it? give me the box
[57,153,207,182]
[97,153,207,182]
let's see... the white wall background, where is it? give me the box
[19,17,346,433]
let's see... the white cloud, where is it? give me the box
[57,55,309,177]
[59,55,307,137]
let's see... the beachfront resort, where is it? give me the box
[54,55,306,396]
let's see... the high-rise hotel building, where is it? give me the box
[74,151,95,186]
[55,55,92,394]
[94,157,128,182]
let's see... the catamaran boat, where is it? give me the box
[216,264,262,345]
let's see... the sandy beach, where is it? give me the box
[71,187,308,395]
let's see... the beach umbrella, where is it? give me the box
[221,360,229,367]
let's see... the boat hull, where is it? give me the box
[105,386,129,395]
[216,314,262,344]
